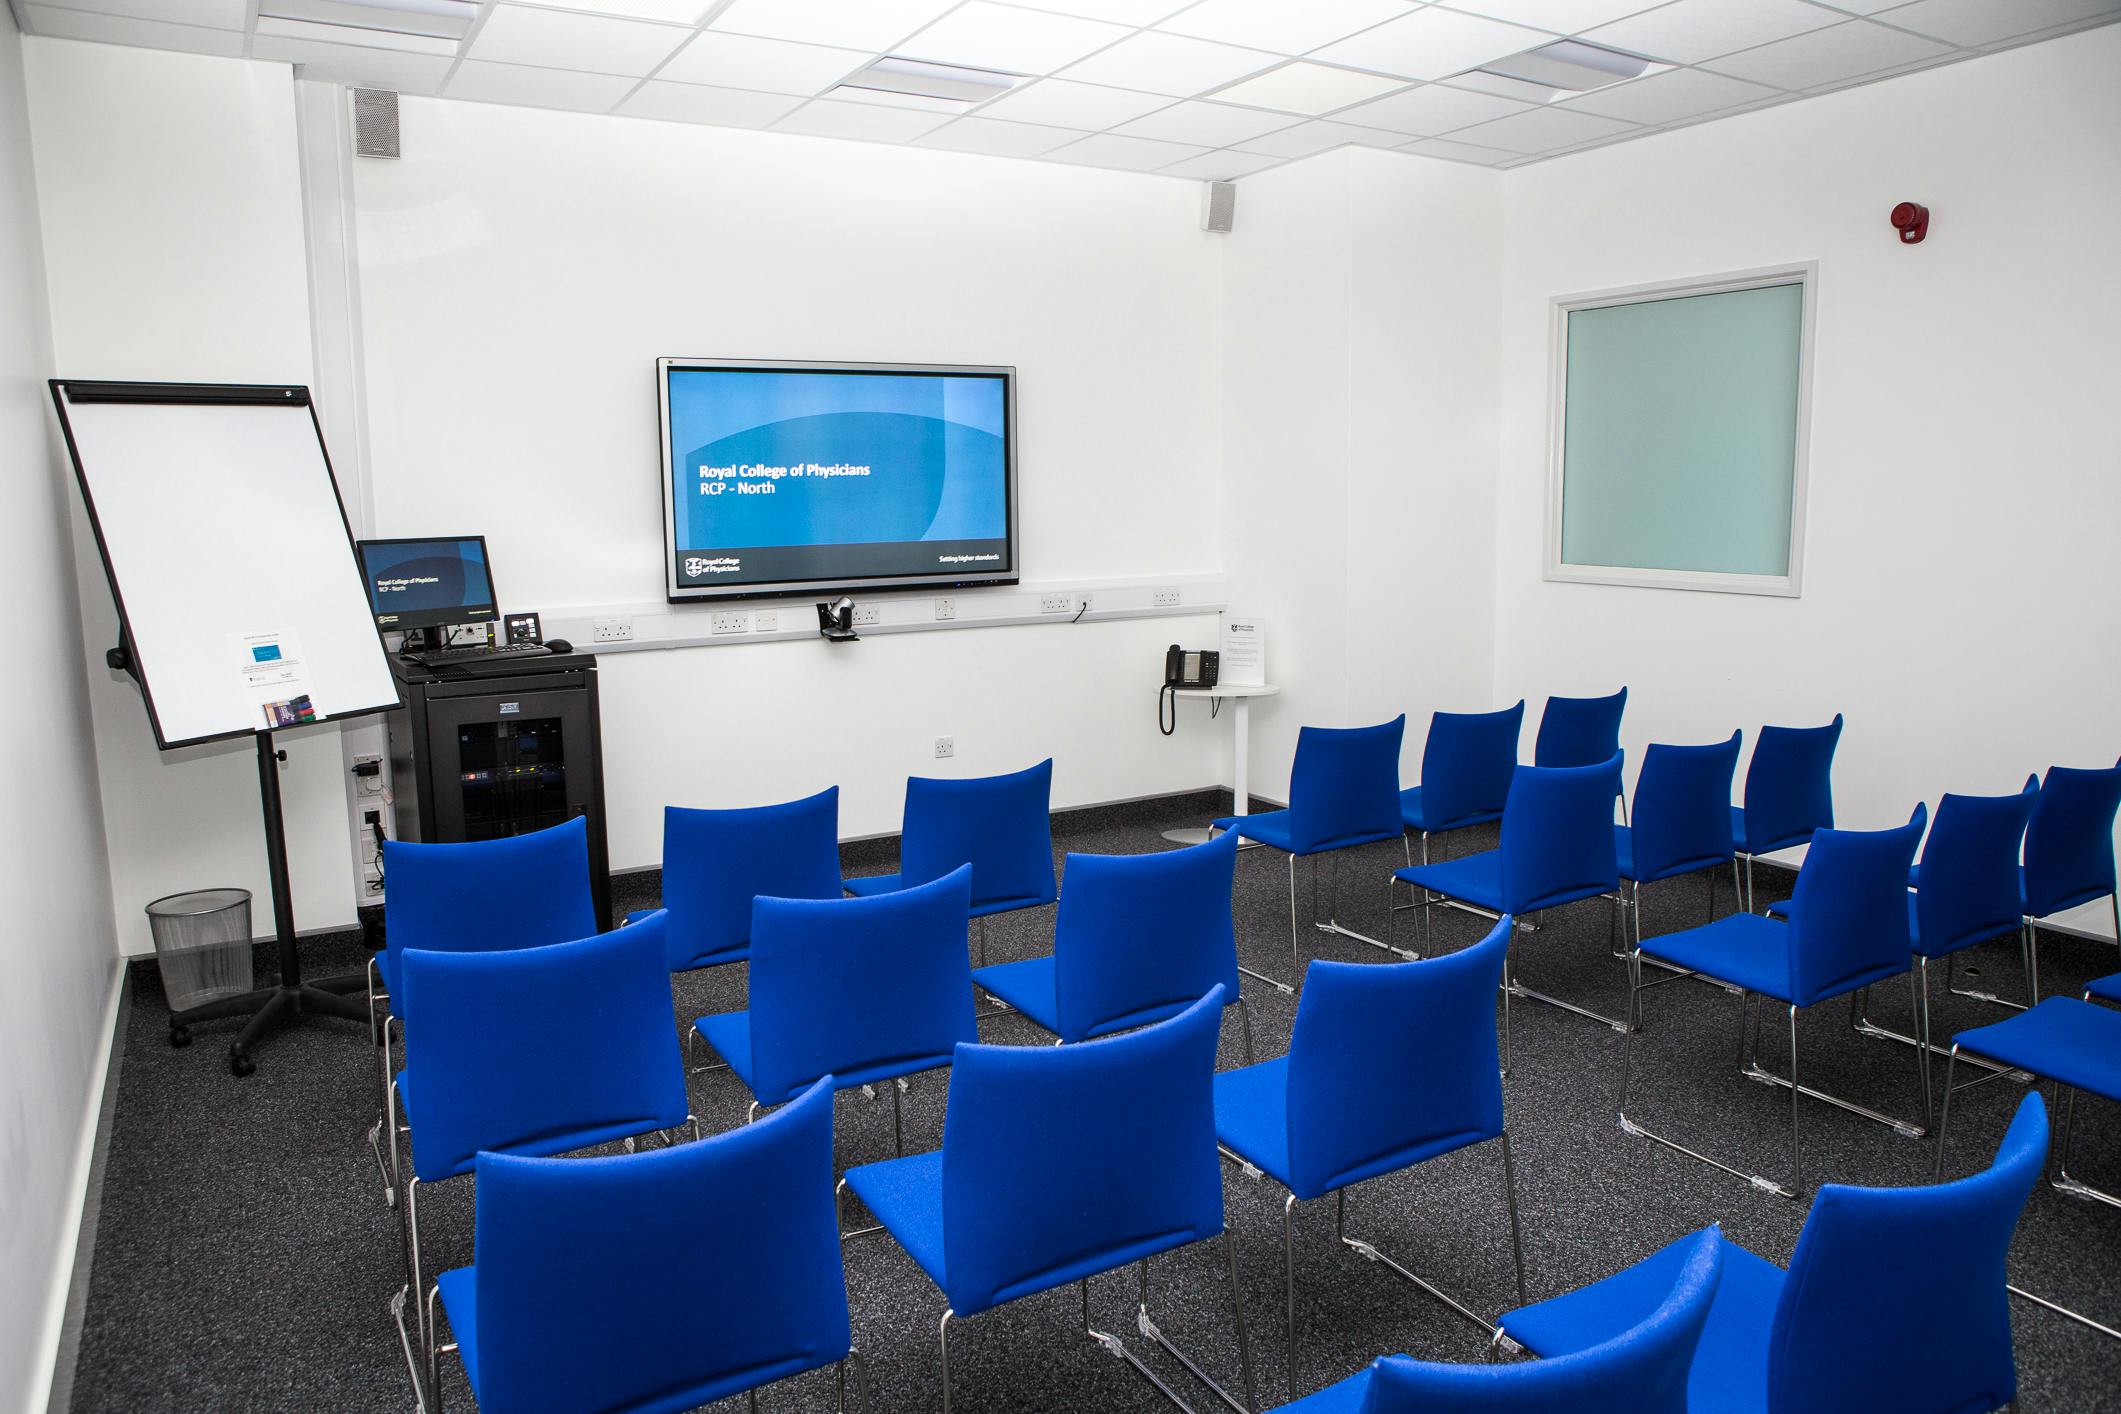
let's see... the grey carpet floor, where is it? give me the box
[68,800,2121,1412]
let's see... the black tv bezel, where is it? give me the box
[356,534,502,631]
[658,357,1020,604]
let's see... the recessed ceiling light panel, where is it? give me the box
[258,0,478,42]
[1475,39,1666,94]
[839,55,1023,105]
[1208,61,1405,116]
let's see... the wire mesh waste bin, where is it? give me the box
[145,888,254,1013]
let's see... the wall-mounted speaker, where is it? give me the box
[1202,180,1236,234]
[352,88,400,160]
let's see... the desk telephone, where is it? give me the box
[1159,644,1219,735]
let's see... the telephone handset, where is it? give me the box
[1159,645,1219,735]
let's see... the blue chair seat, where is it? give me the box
[842,872,901,898]
[842,1149,948,1288]
[1210,1057,1292,1186]
[1955,999,2121,1103]
[2089,973,2121,1004]
[1400,785,1503,835]
[1214,809,1400,857]
[628,906,747,967]
[693,1010,956,1105]
[1501,1230,1784,1414]
[1771,891,2020,962]
[435,1268,483,1393]
[844,872,1048,920]
[1392,851,1504,912]
[1732,807,1808,857]
[1642,912,1904,1004]
[967,956,1064,1034]
[1267,1363,1373,1413]
[1616,825,1729,886]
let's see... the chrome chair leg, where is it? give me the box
[1282,1192,1300,1404]
[1236,995,1257,1066]
[1498,1130,1529,1308]
[1785,1004,1803,1198]
[937,1310,957,1414]
[425,1282,446,1414]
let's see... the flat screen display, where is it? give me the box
[357,536,499,630]
[660,359,1018,601]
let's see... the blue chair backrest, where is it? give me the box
[1629,733,1742,881]
[1284,918,1509,1200]
[1288,716,1407,854]
[900,760,1057,909]
[940,987,1225,1317]
[1784,806,1927,1006]
[1499,755,1623,913]
[1533,688,1627,768]
[383,815,597,972]
[1357,1228,1722,1414]
[468,1078,851,1414]
[400,914,688,1183]
[1740,715,1844,854]
[747,866,978,1106]
[1767,1092,2047,1414]
[1916,778,2039,957]
[1052,831,1241,1042]
[1417,702,1526,829]
[2022,757,2121,918]
[658,788,842,970]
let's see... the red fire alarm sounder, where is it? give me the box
[1890,202,1929,244]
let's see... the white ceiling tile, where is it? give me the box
[1874,0,2121,48]
[1311,6,1551,79]
[1059,30,1281,95]
[616,81,805,125]
[1335,81,1534,135]
[1702,19,1953,87]
[1583,0,1844,64]
[1400,135,1520,164]
[1440,0,1663,32]
[1804,0,1905,11]
[1115,98,1299,144]
[1207,60,1408,113]
[771,96,955,140]
[710,0,960,50]
[912,114,1087,155]
[469,5,691,77]
[1156,0,1418,55]
[899,2,1132,75]
[1444,103,1638,151]
[1157,148,1286,179]
[657,33,867,94]
[515,0,713,20]
[1046,130,1211,169]
[445,59,639,111]
[972,76,1173,125]
[23,5,244,53]
[1559,65,1781,122]
[35,0,246,29]
[1233,118,1409,156]
[997,0,1191,21]
[250,34,457,91]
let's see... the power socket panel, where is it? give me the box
[934,736,954,759]
[710,610,750,635]
[1039,592,1074,614]
[592,616,633,643]
[933,597,956,621]
[852,604,881,626]
[754,609,778,632]
[1152,587,1182,608]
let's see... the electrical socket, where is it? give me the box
[1039,592,1074,614]
[592,616,633,643]
[1076,593,1093,614]
[934,736,954,759]
[1152,587,1181,608]
[933,597,956,621]
[853,604,881,626]
[754,609,778,632]
[353,754,384,794]
[711,610,750,635]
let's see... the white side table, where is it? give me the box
[1163,684,1280,846]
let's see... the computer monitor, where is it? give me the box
[356,536,499,632]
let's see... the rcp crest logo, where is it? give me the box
[684,557,711,577]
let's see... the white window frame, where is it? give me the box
[1544,261,1818,598]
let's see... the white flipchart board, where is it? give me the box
[53,382,398,749]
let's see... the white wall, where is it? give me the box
[0,15,121,1413]
[351,98,1225,855]
[1493,26,2121,827]
[1222,146,1503,799]
[25,39,356,953]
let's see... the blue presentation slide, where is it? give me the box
[360,539,493,621]
[667,368,1009,589]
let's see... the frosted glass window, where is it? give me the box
[1547,266,1813,596]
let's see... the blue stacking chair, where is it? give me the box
[1619,808,1929,1198]
[844,760,1056,969]
[629,787,842,975]
[1270,1228,1722,1414]
[1214,716,1409,994]
[391,916,691,1357]
[1616,733,1742,946]
[1214,919,1524,1402]
[694,867,976,1154]
[2019,757,2121,1000]
[1399,702,1524,865]
[1937,978,2121,1340]
[417,1078,865,1414]
[841,989,1254,1414]
[1533,688,1626,768]
[369,819,600,1200]
[970,830,1254,1061]
[1731,714,1844,911]
[1395,755,1627,1052]
[1506,1092,2047,1413]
